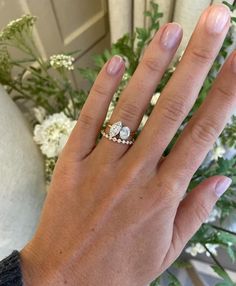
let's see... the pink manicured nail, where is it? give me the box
[205,4,230,34]
[215,177,232,198]
[160,23,182,50]
[106,55,124,75]
[231,53,236,74]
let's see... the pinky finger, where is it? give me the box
[65,55,125,160]
[164,176,232,265]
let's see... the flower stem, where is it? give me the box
[209,224,236,236]
[204,244,224,270]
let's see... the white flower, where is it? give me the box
[45,157,57,183]
[212,144,226,160]
[185,243,205,256]
[33,112,77,158]
[65,99,77,116]
[140,115,149,129]
[205,207,221,223]
[50,54,75,70]
[205,244,219,257]
[0,15,36,40]
[185,243,219,257]
[169,66,176,73]
[178,50,185,62]
[151,92,161,106]
[122,56,130,69]
[33,106,46,123]
[105,101,115,122]
[122,72,130,82]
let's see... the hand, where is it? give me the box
[20,4,235,286]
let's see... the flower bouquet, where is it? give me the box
[0,1,236,285]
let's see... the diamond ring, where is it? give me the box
[101,121,135,145]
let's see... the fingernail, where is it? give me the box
[231,53,236,74]
[215,177,232,198]
[160,23,182,50]
[106,55,124,75]
[206,5,230,34]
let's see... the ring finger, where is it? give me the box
[97,22,183,160]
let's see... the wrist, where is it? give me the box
[20,245,42,286]
[20,243,60,286]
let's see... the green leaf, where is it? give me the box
[222,1,236,12]
[12,95,26,101]
[104,49,111,60]
[227,246,236,263]
[212,265,236,286]
[78,67,98,84]
[93,54,106,68]
[216,157,236,174]
[172,259,192,269]
[149,277,161,286]
[167,272,181,286]
[144,11,152,16]
[136,27,149,41]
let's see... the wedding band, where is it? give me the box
[101,121,135,145]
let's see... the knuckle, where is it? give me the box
[189,47,214,64]
[156,178,183,201]
[142,56,162,73]
[134,80,149,95]
[79,113,94,128]
[215,86,235,102]
[119,101,140,122]
[161,97,186,124]
[195,201,210,223]
[153,175,189,207]
[92,83,108,99]
[190,120,219,146]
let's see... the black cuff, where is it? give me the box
[0,251,23,286]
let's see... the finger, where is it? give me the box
[64,55,125,160]
[131,4,230,165]
[97,23,183,160]
[163,176,232,265]
[157,51,236,194]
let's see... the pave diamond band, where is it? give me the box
[101,121,135,145]
[101,130,134,145]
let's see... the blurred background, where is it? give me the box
[0,0,235,86]
[0,1,235,285]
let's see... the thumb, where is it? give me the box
[168,176,232,261]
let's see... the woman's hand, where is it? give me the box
[20,4,235,286]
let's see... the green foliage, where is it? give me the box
[150,277,161,286]
[167,271,181,286]
[212,265,236,286]
[0,15,82,119]
[222,116,236,148]
[172,259,192,269]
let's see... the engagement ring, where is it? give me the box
[101,121,135,145]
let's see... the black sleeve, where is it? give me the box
[0,251,23,286]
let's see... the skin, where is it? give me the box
[20,4,236,286]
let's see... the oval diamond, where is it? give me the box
[109,121,122,138]
[120,126,130,140]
